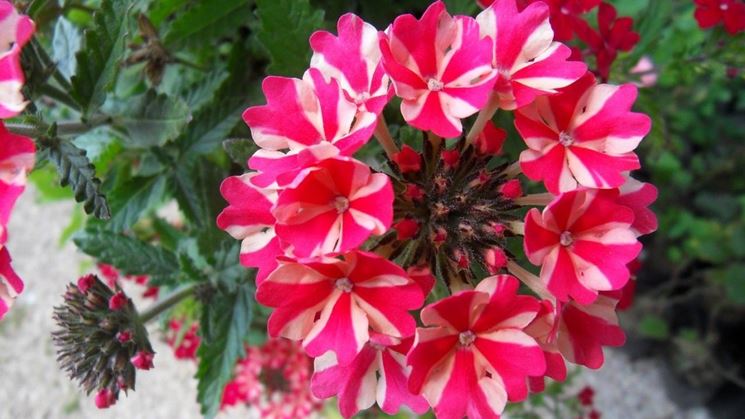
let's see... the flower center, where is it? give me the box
[560,231,574,247]
[560,6,570,14]
[427,78,444,91]
[333,196,350,214]
[354,92,369,105]
[459,330,476,347]
[721,3,729,11]
[558,131,574,147]
[335,278,353,293]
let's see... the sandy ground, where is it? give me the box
[0,187,711,418]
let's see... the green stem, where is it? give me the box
[139,282,200,324]
[5,114,111,137]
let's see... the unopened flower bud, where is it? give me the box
[94,388,116,409]
[405,183,425,201]
[498,179,522,199]
[474,121,506,155]
[117,330,132,343]
[441,149,460,169]
[392,145,421,173]
[77,274,96,294]
[108,291,127,311]
[484,247,508,274]
[131,350,155,370]
[393,218,419,241]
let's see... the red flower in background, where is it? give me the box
[694,0,745,35]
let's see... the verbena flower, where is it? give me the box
[52,275,154,408]
[0,1,34,118]
[218,2,656,417]
[694,0,745,35]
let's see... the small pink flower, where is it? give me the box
[379,1,497,138]
[256,251,424,365]
[523,189,642,304]
[0,1,34,118]
[516,73,651,194]
[0,246,21,319]
[273,157,393,257]
[166,320,200,360]
[131,350,155,370]
[392,145,421,173]
[476,0,586,110]
[311,333,429,418]
[310,13,392,115]
[483,247,508,274]
[407,275,545,418]
[94,388,116,409]
[108,291,127,311]
[0,123,35,228]
[116,330,132,343]
[578,385,595,406]
[617,175,658,236]
[216,173,283,283]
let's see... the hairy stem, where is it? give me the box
[507,260,552,300]
[5,114,111,137]
[501,161,522,178]
[374,114,399,159]
[138,282,200,324]
[515,193,554,207]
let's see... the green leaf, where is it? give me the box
[638,315,670,339]
[73,228,180,276]
[196,282,254,418]
[444,0,478,15]
[255,0,324,76]
[108,90,191,148]
[148,0,189,28]
[107,176,167,232]
[178,43,256,157]
[71,0,134,116]
[51,18,81,80]
[722,264,745,305]
[163,0,251,49]
[43,139,111,219]
[169,159,226,228]
[222,138,255,166]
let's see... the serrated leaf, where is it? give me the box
[255,0,324,76]
[44,139,111,219]
[163,0,251,49]
[169,159,226,228]
[108,90,191,148]
[196,282,254,418]
[71,0,134,115]
[222,138,255,166]
[73,228,179,276]
[107,176,167,232]
[52,18,81,80]
[178,43,255,157]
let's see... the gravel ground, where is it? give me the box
[0,187,711,419]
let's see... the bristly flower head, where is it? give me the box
[52,275,154,408]
[217,1,656,417]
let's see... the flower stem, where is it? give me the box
[427,131,442,150]
[465,92,500,145]
[138,283,200,324]
[508,220,525,235]
[500,161,522,178]
[507,260,552,300]
[514,193,554,207]
[373,115,399,159]
[5,114,111,137]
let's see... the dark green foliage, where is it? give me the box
[255,0,324,76]
[163,0,252,49]
[70,0,134,116]
[73,228,179,276]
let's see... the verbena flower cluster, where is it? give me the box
[0,1,34,320]
[217,0,657,417]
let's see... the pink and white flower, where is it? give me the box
[407,275,545,418]
[216,173,283,283]
[243,68,377,185]
[527,294,625,374]
[617,174,658,236]
[256,251,424,365]
[311,332,429,418]
[0,246,21,319]
[516,72,651,194]
[310,13,391,115]
[523,189,642,304]
[379,1,497,138]
[273,157,393,257]
[476,0,586,110]
[0,1,34,118]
